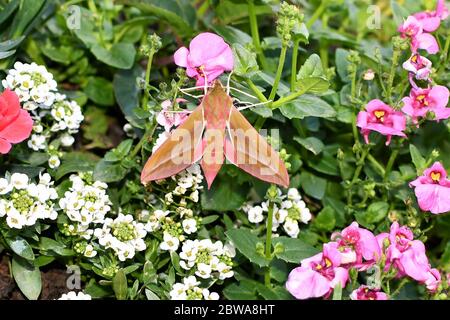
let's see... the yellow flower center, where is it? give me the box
[430,172,441,182]
[374,110,385,122]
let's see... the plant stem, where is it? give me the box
[264,201,274,287]
[245,78,268,102]
[306,1,326,29]
[290,39,300,92]
[268,45,288,103]
[351,148,369,184]
[367,153,386,176]
[386,48,400,104]
[384,149,399,181]
[141,50,155,111]
[390,278,408,297]
[248,0,268,70]
[271,83,310,109]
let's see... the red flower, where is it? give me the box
[0,89,33,154]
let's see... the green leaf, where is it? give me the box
[129,0,195,37]
[226,228,269,267]
[201,215,219,225]
[280,95,336,119]
[294,137,324,155]
[112,269,128,300]
[105,139,134,162]
[6,236,34,261]
[9,0,46,38]
[441,241,450,264]
[391,0,411,26]
[212,25,252,46]
[314,206,336,231]
[39,237,74,256]
[0,0,19,26]
[233,43,259,78]
[91,43,136,69]
[223,280,258,300]
[93,159,129,183]
[335,49,351,82]
[300,171,327,200]
[145,289,160,300]
[84,77,115,106]
[12,256,42,300]
[0,37,25,52]
[201,177,246,211]
[55,152,99,180]
[113,65,144,127]
[296,54,329,94]
[272,237,319,263]
[409,144,426,174]
[332,283,342,300]
[143,261,157,284]
[365,201,389,224]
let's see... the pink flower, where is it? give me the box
[357,99,407,145]
[156,99,189,132]
[350,285,388,300]
[402,54,432,80]
[286,248,348,300]
[330,222,381,270]
[402,85,450,123]
[174,32,234,86]
[413,0,448,32]
[398,16,439,54]
[410,162,450,214]
[424,268,441,292]
[0,89,33,154]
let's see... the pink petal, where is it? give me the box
[286,267,331,299]
[414,184,450,214]
[174,47,189,67]
[417,16,441,32]
[0,138,12,154]
[398,240,430,281]
[416,33,439,54]
[188,33,231,67]
[0,109,33,143]
[0,89,20,118]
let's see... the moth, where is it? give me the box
[141,81,289,189]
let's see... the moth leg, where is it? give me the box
[179,89,205,99]
[228,86,259,100]
[226,70,234,95]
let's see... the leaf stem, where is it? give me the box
[367,154,386,176]
[305,1,327,29]
[268,45,288,104]
[384,148,399,181]
[141,49,155,111]
[386,48,400,104]
[264,201,274,287]
[248,0,268,70]
[245,78,268,102]
[290,39,300,92]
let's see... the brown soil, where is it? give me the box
[0,255,70,300]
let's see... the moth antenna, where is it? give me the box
[179,85,213,91]
[237,100,273,111]
[179,88,205,99]
[226,71,233,95]
[203,74,208,96]
[228,87,259,100]
[162,110,193,114]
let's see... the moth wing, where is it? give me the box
[141,105,205,184]
[224,106,289,187]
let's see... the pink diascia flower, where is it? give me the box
[357,99,407,145]
[350,285,388,300]
[410,162,450,214]
[398,16,439,54]
[286,245,349,300]
[329,222,381,270]
[0,89,33,154]
[413,0,449,32]
[377,222,431,282]
[402,54,432,80]
[174,32,234,86]
[402,85,450,123]
[156,99,189,132]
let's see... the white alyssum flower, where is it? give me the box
[182,218,197,234]
[94,213,147,261]
[159,232,180,252]
[0,172,58,229]
[242,188,312,238]
[169,276,219,300]
[48,155,61,169]
[178,239,235,280]
[58,291,92,300]
[59,172,111,239]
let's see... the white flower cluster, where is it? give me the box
[242,188,312,238]
[179,239,235,280]
[164,164,203,205]
[169,276,219,300]
[94,213,147,261]
[0,172,58,229]
[58,291,92,300]
[2,62,84,168]
[59,173,111,241]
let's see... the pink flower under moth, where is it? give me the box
[357,99,407,145]
[350,285,388,300]
[410,162,450,214]
[402,53,432,80]
[398,16,439,54]
[174,32,234,86]
[0,89,33,154]
[156,99,189,132]
[402,85,450,123]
